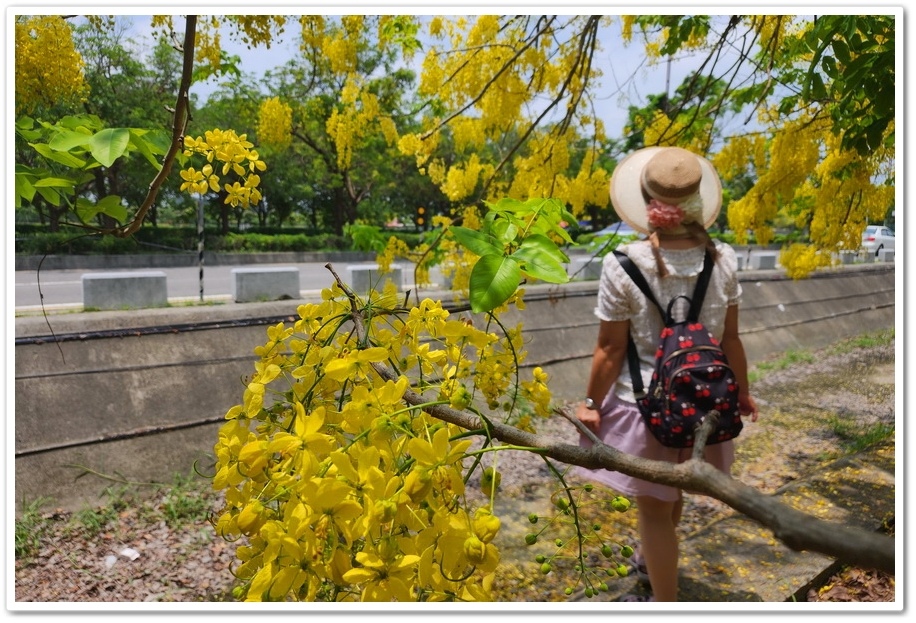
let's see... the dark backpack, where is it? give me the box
[613,249,743,448]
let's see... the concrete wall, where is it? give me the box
[14,263,896,514]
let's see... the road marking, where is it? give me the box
[16,280,82,287]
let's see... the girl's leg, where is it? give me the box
[672,494,683,526]
[636,494,681,601]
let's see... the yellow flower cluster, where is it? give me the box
[715,106,894,276]
[187,16,288,76]
[212,284,550,601]
[229,15,288,49]
[779,243,832,279]
[312,16,365,76]
[749,15,800,53]
[257,97,293,151]
[413,16,610,219]
[326,78,393,171]
[15,16,88,115]
[443,154,489,202]
[180,129,267,208]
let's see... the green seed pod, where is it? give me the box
[621,545,635,558]
[616,564,630,577]
[535,554,546,563]
[528,513,539,524]
[525,533,538,545]
[540,562,552,575]
[480,467,501,496]
[601,544,613,558]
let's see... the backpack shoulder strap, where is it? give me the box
[612,250,664,317]
[612,250,658,398]
[686,248,715,322]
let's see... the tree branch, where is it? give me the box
[109,15,198,238]
[327,262,894,575]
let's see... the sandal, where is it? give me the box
[618,593,655,602]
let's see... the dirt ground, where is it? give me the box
[12,334,896,604]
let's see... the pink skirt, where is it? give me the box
[573,393,735,502]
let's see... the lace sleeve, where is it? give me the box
[595,252,638,322]
[715,242,743,306]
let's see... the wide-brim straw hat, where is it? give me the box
[609,146,722,234]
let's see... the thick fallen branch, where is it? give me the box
[328,264,894,576]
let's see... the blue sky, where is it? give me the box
[118,13,717,139]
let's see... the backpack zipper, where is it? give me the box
[661,344,725,367]
[660,358,736,412]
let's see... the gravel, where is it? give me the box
[13,337,895,604]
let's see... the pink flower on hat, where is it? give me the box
[646,199,685,230]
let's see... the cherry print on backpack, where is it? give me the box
[614,248,743,448]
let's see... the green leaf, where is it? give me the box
[809,73,827,100]
[129,130,167,169]
[16,117,42,141]
[468,254,522,313]
[30,143,88,168]
[59,114,103,131]
[832,39,851,65]
[49,129,92,152]
[35,186,61,206]
[450,226,503,258]
[75,195,127,223]
[96,195,128,222]
[491,219,519,244]
[511,246,569,284]
[16,116,36,130]
[517,233,570,263]
[485,197,527,213]
[33,177,76,189]
[88,128,131,167]
[15,172,37,204]
[75,198,98,222]
[820,55,837,80]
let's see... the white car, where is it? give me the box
[861,225,895,256]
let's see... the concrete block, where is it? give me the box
[348,264,403,293]
[750,252,778,270]
[878,249,894,262]
[437,263,456,290]
[82,271,168,310]
[569,256,603,281]
[839,251,857,265]
[231,267,300,302]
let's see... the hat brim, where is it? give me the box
[609,147,722,234]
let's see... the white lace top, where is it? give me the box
[595,239,742,402]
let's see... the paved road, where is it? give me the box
[14,247,791,311]
[14,260,440,310]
